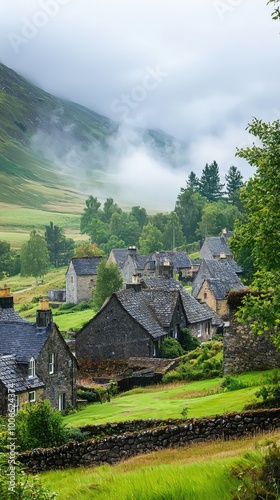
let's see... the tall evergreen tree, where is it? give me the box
[199,161,224,202]
[186,171,200,191]
[225,165,243,203]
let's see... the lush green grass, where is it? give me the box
[0,206,81,230]
[64,371,271,427]
[41,433,280,500]
[52,309,94,332]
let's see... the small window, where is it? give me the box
[29,391,36,403]
[71,276,74,283]
[28,357,35,378]
[15,394,19,414]
[58,393,66,411]
[204,292,207,299]
[48,353,55,374]
[197,324,202,338]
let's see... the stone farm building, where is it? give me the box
[75,277,213,361]
[66,256,103,304]
[0,288,77,415]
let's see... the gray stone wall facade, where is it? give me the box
[66,262,96,304]
[18,408,280,472]
[76,296,154,360]
[36,327,77,409]
[223,301,280,374]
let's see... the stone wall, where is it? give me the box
[17,408,280,472]
[224,294,280,374]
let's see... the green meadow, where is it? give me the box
[41,432,280,500]
[64,371,271,427]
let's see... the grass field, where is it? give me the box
[41,431,280,500]
[64,371,271,427]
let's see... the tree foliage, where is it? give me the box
[232,118,280,340]
[0,241,20,279]
[15,400,68,452]
[199,161,224,202]
[159,337,184,358]
[45,222,75,267]
[139,222,163,254]
[75,242,104,257]
[92,259,123,310]
[20,230,50,281]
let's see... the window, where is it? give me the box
[71,276,74,283]
[28,391,36,403]
[204,292,207,299]
[153,342,158,357]
[58,393,66,411]
[197,324,202,338]
[48,352,55,374]
[174,325,178,339]
[15,394,19,414]
[28,357,35,378]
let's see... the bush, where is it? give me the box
[181,328,201,352]
[245,370,280,410]
[15,400,68,452]
[65,427,90,443]
[159,337,184,359]
[221,375,249,392]
[72,301,91,311]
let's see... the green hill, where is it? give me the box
[0,63,188,212]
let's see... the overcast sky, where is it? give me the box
[0,0,279,210]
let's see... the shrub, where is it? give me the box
[221,375,249,392]
[65,427,90,443]
[15,400,68,452]
[159,337,184,359]
[245,370,280,410]
[181,328,201,352]
[0,455,57,499]
[72,301,91,311]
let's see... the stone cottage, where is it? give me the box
[200,229,242,274]
[223,290,280,374]
[66,256,103,304]
[76,275,214,362]
[151,251,193,280]
[192,259,246,320]
[0,288,78,415]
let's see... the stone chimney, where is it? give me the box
[0,286,14,309]
[126,274,141,292]
[128,245,137,256]
[36,298,53,327]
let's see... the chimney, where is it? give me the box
[126,274,141,292]
[0,286,14,309]
[36,298,53,327]
[128,245,137,256]
[220,252,227,259]
[222,228,227,235]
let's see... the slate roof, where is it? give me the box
[114,288,169,339]
[0,355,44,392]
[0,320,50,363]
[192,259,246,299]
[0,307,28,323]
[200,236,233,260]
[152,251,192,270]
[109,249,131,269]
[69,257,103,276]
[142,277,213,324]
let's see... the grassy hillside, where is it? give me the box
[0,63,187,212]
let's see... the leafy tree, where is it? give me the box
[186,171,200,191]
[139,222,163,254]
[268,0,280,20]
[175,188,206,243]
[75,242,104,257]
[80,196,101,235]
[92,259,123,310]
[109,212,141,246]
[15,400,68,452]
[20,230,50,284]
[232,118,280,341]
[159,337,184,358]
[130,206,148,228]
[45,222,75,267]
[199,161,224,202]
[162,212,185,250]
[101,197,122,223]
[0,241,19,279]
[196,200,240,238]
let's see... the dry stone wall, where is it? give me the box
[17,408,280,472]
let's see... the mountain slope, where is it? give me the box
[0,63,188,211]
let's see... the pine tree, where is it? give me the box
[199,161,224,202]
[225,165,243,202]
[186,171,200,191]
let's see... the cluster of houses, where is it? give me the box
[0,229,274,416]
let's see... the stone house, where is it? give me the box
[0,288,78,415]
[142,276,213,340]
[151,251,193,279]
[223,291,280,374]
[76,276,213,362]
[200,229,242,275]
[192,259,246,320]
[66,256,103,304]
